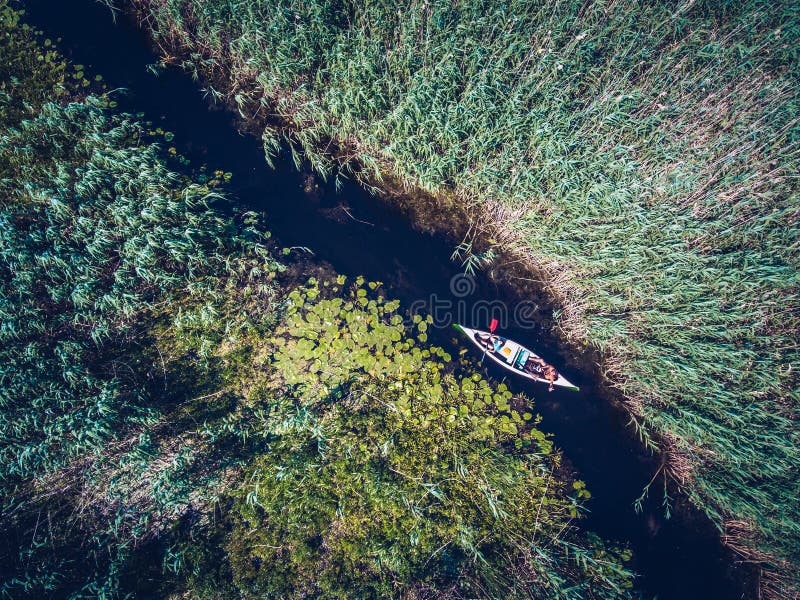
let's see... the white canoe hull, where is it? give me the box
[454,324,579,391]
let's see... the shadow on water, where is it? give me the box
[21,1,753,597]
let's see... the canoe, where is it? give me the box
[454,324,579,391]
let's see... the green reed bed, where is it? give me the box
[0,96,281,595]
[132,0,800,590]
[1,7,634,596]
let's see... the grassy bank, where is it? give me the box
[130,0,800,593]
[0,5,635,596]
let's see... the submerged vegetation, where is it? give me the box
[0,5,635,597]
[131,0,800,592]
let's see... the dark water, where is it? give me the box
[21,1,753,597]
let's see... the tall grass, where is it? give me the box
[133,0,800,591]
[1,8,636,596]
[0,98,280,595]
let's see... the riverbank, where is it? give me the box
[1,4,636,596]
[126,0,799,595]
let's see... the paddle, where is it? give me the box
[481,318,499,365]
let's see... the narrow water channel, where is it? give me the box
[21,1,754,597]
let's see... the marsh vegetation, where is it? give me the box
[0,5,638,597]
[130,1,800,593]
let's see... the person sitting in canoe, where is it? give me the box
[523,355,559,391]
[475,332,504,353]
